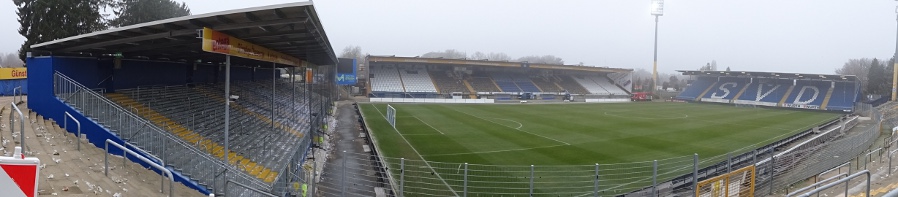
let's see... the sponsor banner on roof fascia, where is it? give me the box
[201,27,301,66]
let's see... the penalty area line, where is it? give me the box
[369,104,460,196]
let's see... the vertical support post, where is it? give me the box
[400,158,405,197]
[341,151,346,197]
[224,55,231,180]
[727,152,733,173]
[530,165,534,197]
[693,154,698,197]
[272,62,276,131]
[892,7,898,101]
[890,152,893,175]
[291,67,296,123]
[652,160,658,197]
[769,155,776,195]
[463,163,468,197]
[594,163,599,197]
[752,150,757,165]
[652,15,660,93]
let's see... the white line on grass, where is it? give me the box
[449,107,571,145]
[491,118,523,129]
[413,116,445,134]
[370,104,460,196]
[424,144,567,156]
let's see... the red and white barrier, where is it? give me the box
[0,146,40,197]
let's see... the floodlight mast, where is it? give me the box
[651,0,664,92]
[893,4,898,101]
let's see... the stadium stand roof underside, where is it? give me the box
[30,1,336,66]
[369,55,633,73]
[677,70,858,81]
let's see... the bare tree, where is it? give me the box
[470,51,488,60]
[339,45,364,60]
[422,49,466,59]
[835,58,872,88]
[517,55,564,65]
[2,53,24,67]
[488,52,511,61]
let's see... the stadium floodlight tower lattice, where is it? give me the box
[651,0,664,93]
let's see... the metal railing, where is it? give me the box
[53,72,268,194]
[786,173,848,197]
[227,179,277,197]
[63,111,81,150]
[10,102,24,151]
[105,139,174,197]
[791,170,870,197]
[13,86,22,103]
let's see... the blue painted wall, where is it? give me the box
[113,60,188,89]
[26,56,210,195]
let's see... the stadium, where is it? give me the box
[0,1,896,197]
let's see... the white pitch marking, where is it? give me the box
[424,144,567,156]
[449,108,571,145]
[491,118,523,129]
[369,104,460,196]
[413,116,445,135]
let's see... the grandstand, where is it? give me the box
[366,56,634,101]
[24,2,336,196]
[676,71,860,112]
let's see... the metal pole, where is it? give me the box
[463,163,468,197]
[272,62,276,131]
[400,158,405,197]
[727,152,733,173]
[341,151,346,197]
[530,164,534,197]
[693,154,698,197]
[770,155,776,195]
[224,55,231,179]
[652,15,660,93]
[292,67,296,123]
[892,8,898,101]
[594,163,599,197]
[652,160,658,197]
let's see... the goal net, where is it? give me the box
[696,165,755,197]
[386,104,397,128]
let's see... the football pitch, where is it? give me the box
[358,102,840,195]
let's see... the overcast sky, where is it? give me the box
[1,0,896,74]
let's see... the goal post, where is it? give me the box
[386,104,397,128]
[696,165,756,197]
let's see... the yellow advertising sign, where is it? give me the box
[201,27,302,66]
[0,68,27,79]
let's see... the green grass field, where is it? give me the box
[359,102,840,196]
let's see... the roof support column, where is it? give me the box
[272,62,276,131]
[291,67,295,129]
[224,55,231,175]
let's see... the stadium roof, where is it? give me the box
[30,1,336,66]
[368,56,633,73]
[677,70,858,81]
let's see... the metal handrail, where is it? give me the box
[54,72,268,191]
[786,173,848,197]
[105,139,173,197]
[10,102,25,151]
[12,86,21,103]
[794,170,870,197]
[63,111,81,150]
[227,179,277,197]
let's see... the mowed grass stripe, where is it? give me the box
[361,102,841,195]
[365,103,839,165]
